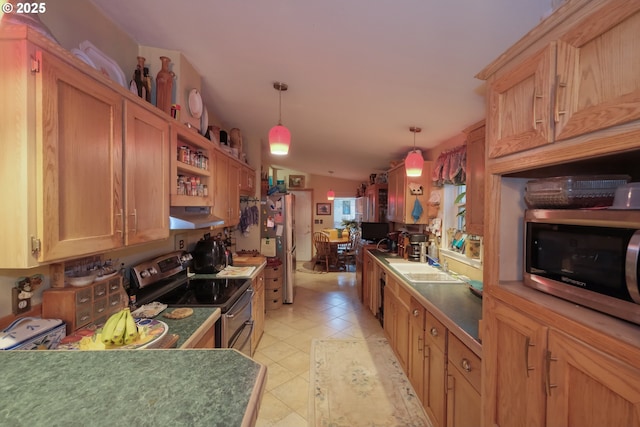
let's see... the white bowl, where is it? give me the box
[611,182,640,209]
[66,271,98,287]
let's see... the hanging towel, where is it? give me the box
[411,198,424,223]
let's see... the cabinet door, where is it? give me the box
[251,272,265,353]
[554,6,640,141]
[393,282,411,372]
[546,329,640,427]
[486,44,555,159]
[483,298,547,427]
[464,122,485,236]
[39,50,124,261]
[409,298,426,404]
[424,312,447,427]
[386,168,398,222]
[446,366,481,427]
[213,150,229,224]
[228,160,241,226]
[124,102,170,245]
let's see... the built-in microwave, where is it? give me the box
[524,209,640,325]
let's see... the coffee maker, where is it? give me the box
[408,234,428,261]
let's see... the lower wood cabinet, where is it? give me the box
[383,275,410,372]
[424,311,447,427]
[446,334,481,427]
[484,296,640,427]
[189,323,215,349]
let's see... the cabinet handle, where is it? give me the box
[461,358,471,372]
[545,349,558,396]
[424,343,430,360]
[525,336,535,377]
[115,209,123,236]
[532,93,544,128]
[129,209,137,234]
[79,297,90,304]
[412,309,420,317]
[96,291,106,297]
[417,335,423,352]
[447,374,455,393]
[430,327,438,337]
[554,79,567,123]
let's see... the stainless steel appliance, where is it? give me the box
[525,209,640,325]
[262,193,296,303]
[127,251,253,355]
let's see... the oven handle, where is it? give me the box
[226,287,254,319]
[229,320,253,350]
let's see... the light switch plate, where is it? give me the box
[175,233,187,251]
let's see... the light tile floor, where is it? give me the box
[254,262,385,427]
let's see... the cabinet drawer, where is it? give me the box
[107,277,122,293]
[448,334,481,392]
[265,276,282,290]
[75,306,92,329]
[265,266,284,279]
[409,298,425,330]
[425,311,447,353]
[108,292,123,310]
[75,288,93,306]
[93,282,108,299]
[93,298,109,318]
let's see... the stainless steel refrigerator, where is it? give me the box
[261,193,296,303]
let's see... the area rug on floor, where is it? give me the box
[310,338,432,427]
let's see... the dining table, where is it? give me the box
[321,232,350,271]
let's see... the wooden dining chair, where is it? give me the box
[313,232,332,272]
[340,231,360,271]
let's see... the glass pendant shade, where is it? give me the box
[269,124,291,155]
[327,189,335,200]
[405,149,424,177]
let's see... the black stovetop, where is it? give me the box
[152,277,251,313]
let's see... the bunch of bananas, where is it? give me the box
[101,308,138,346]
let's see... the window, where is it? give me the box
[332,197,356,228]
[442,184,466,251]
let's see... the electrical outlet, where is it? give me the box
[175,233,187,251]
[12,288,30,315]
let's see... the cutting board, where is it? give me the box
[233,255,267,266]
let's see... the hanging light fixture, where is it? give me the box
[269,82,290,155]
[327,171,335,200]
[405,126,424,177]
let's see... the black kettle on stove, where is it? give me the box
[192,236,227,273]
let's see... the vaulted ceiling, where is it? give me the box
[90,0,555,181]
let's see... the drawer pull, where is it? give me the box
[79,314,90,322]
[412,309,420,317]
[79,297,90,304]
[461,358,471,372]
[96,291,106,297]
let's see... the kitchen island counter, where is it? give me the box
[0,348,266,427]
[158,306,221,348]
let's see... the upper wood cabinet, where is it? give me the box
[124,101,170,246]
[386,161,433,224]
[212,150,241,227]
[463,121,485,236]
[363,183,388,222]
[484,2,640,159]
[170,125,214,207]
[239,164,256,196]
[0,26,169,267]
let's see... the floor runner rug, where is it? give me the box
[310,338,432,427]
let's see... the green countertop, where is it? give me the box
[0,349,266,427]
[370,250,482,353]
[158,307,221,348]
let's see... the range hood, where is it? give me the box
[169,207,225,230]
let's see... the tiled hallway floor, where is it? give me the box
[253,263,385,427]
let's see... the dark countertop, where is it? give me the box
[370,250,483,355]
[158,307,221,348]
[0,349,266,427]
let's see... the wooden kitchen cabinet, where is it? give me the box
[408,297,426,404]
[424,311,447,427]
[124,101,170,245]
[383,274,410,372]
[386,161,433,225]
[363,183,388,222]
[212,150,241,227]
[363,252,381,317]
[240,164,256,196]
[482,2,640,159]
[446,334,481,427]
[484,296,640,427]
[251,270,265,354]
[462,120,485,236]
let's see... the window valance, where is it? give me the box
[432,145,466,186]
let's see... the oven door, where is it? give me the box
[220,287,253,355]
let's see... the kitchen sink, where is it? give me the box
[389,262,464,284]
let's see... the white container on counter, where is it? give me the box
[0,317,66,350]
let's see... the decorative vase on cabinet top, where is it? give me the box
[155,56,174,115]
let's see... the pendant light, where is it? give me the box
[405,126,424,177]
[269,82,290,155]
[327,171,335,200]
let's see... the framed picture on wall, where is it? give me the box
[288,175,305,189]
[316,203,332,215]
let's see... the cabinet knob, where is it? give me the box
[430,327,438,337]
[461,358,471,372]
[412,309,420,317]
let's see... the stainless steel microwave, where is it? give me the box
[524,209,640,325]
